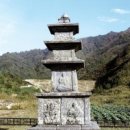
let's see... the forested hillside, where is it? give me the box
[96,44,130,89]
[0,49,50,79]
[0,27,130,88]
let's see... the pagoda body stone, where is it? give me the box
[28,14,100,130]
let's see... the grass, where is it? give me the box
[0,126,29,130]
[0,93,37,118]
[91,85,130,106]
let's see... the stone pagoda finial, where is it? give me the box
[58,13,70,23]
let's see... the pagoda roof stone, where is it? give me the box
[44,41,81,51]
[41,60,84,70]
[48,23,79,35]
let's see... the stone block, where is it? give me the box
[28,125,56,130]
[82,121,100,130]
[42,99,61,125]
[37,93,92,126]
[57,125,81,130]
[84,98,91,124]
[28,122,100,130]
[61,98,84,125]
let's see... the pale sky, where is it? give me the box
[0,0,130,55]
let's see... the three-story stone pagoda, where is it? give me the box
[28,14,100,130]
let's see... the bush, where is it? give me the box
[19,87,40,96]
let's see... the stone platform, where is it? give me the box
[28,92,99,130]
[28,122,100,130]
[36,92,92,125]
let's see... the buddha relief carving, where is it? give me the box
[43,101,60,124]
[56,72,72,92]
[66,103,79,124]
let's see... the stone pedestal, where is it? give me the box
[36,92,91,125]
[28,92,99,130]
[28,123,100,130]
[27,14,100,130]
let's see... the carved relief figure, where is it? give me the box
[56,72,71,91]
[59,73,65,85]
[66,103,79,124]
[57,73,66,91]
[44,102,58,124]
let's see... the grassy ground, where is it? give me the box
[24,79,95,92]
[0,126,29,130]
[91,85,130,106]
[0,93,37,118]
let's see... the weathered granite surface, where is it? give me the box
[37,96,91,126]
[48,23,79,35]
[54,32,73,41]
[28,123,100,130]
[28,125,57,130]
[43,99,60,125]
[52,70,78,92]
[36,92,92,98]
[52,50,77,60]
[44,41,81,51]
[41,60,84,71]
[61,98,84,125]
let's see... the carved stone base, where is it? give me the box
[28,122,100,130]
[36,92,92,125]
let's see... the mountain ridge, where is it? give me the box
[0,27,130,88]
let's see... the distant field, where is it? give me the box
[91,85,130,106]
[24,79,95,92]
[24,79,130,106]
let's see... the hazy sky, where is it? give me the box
[0,0,130,55]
